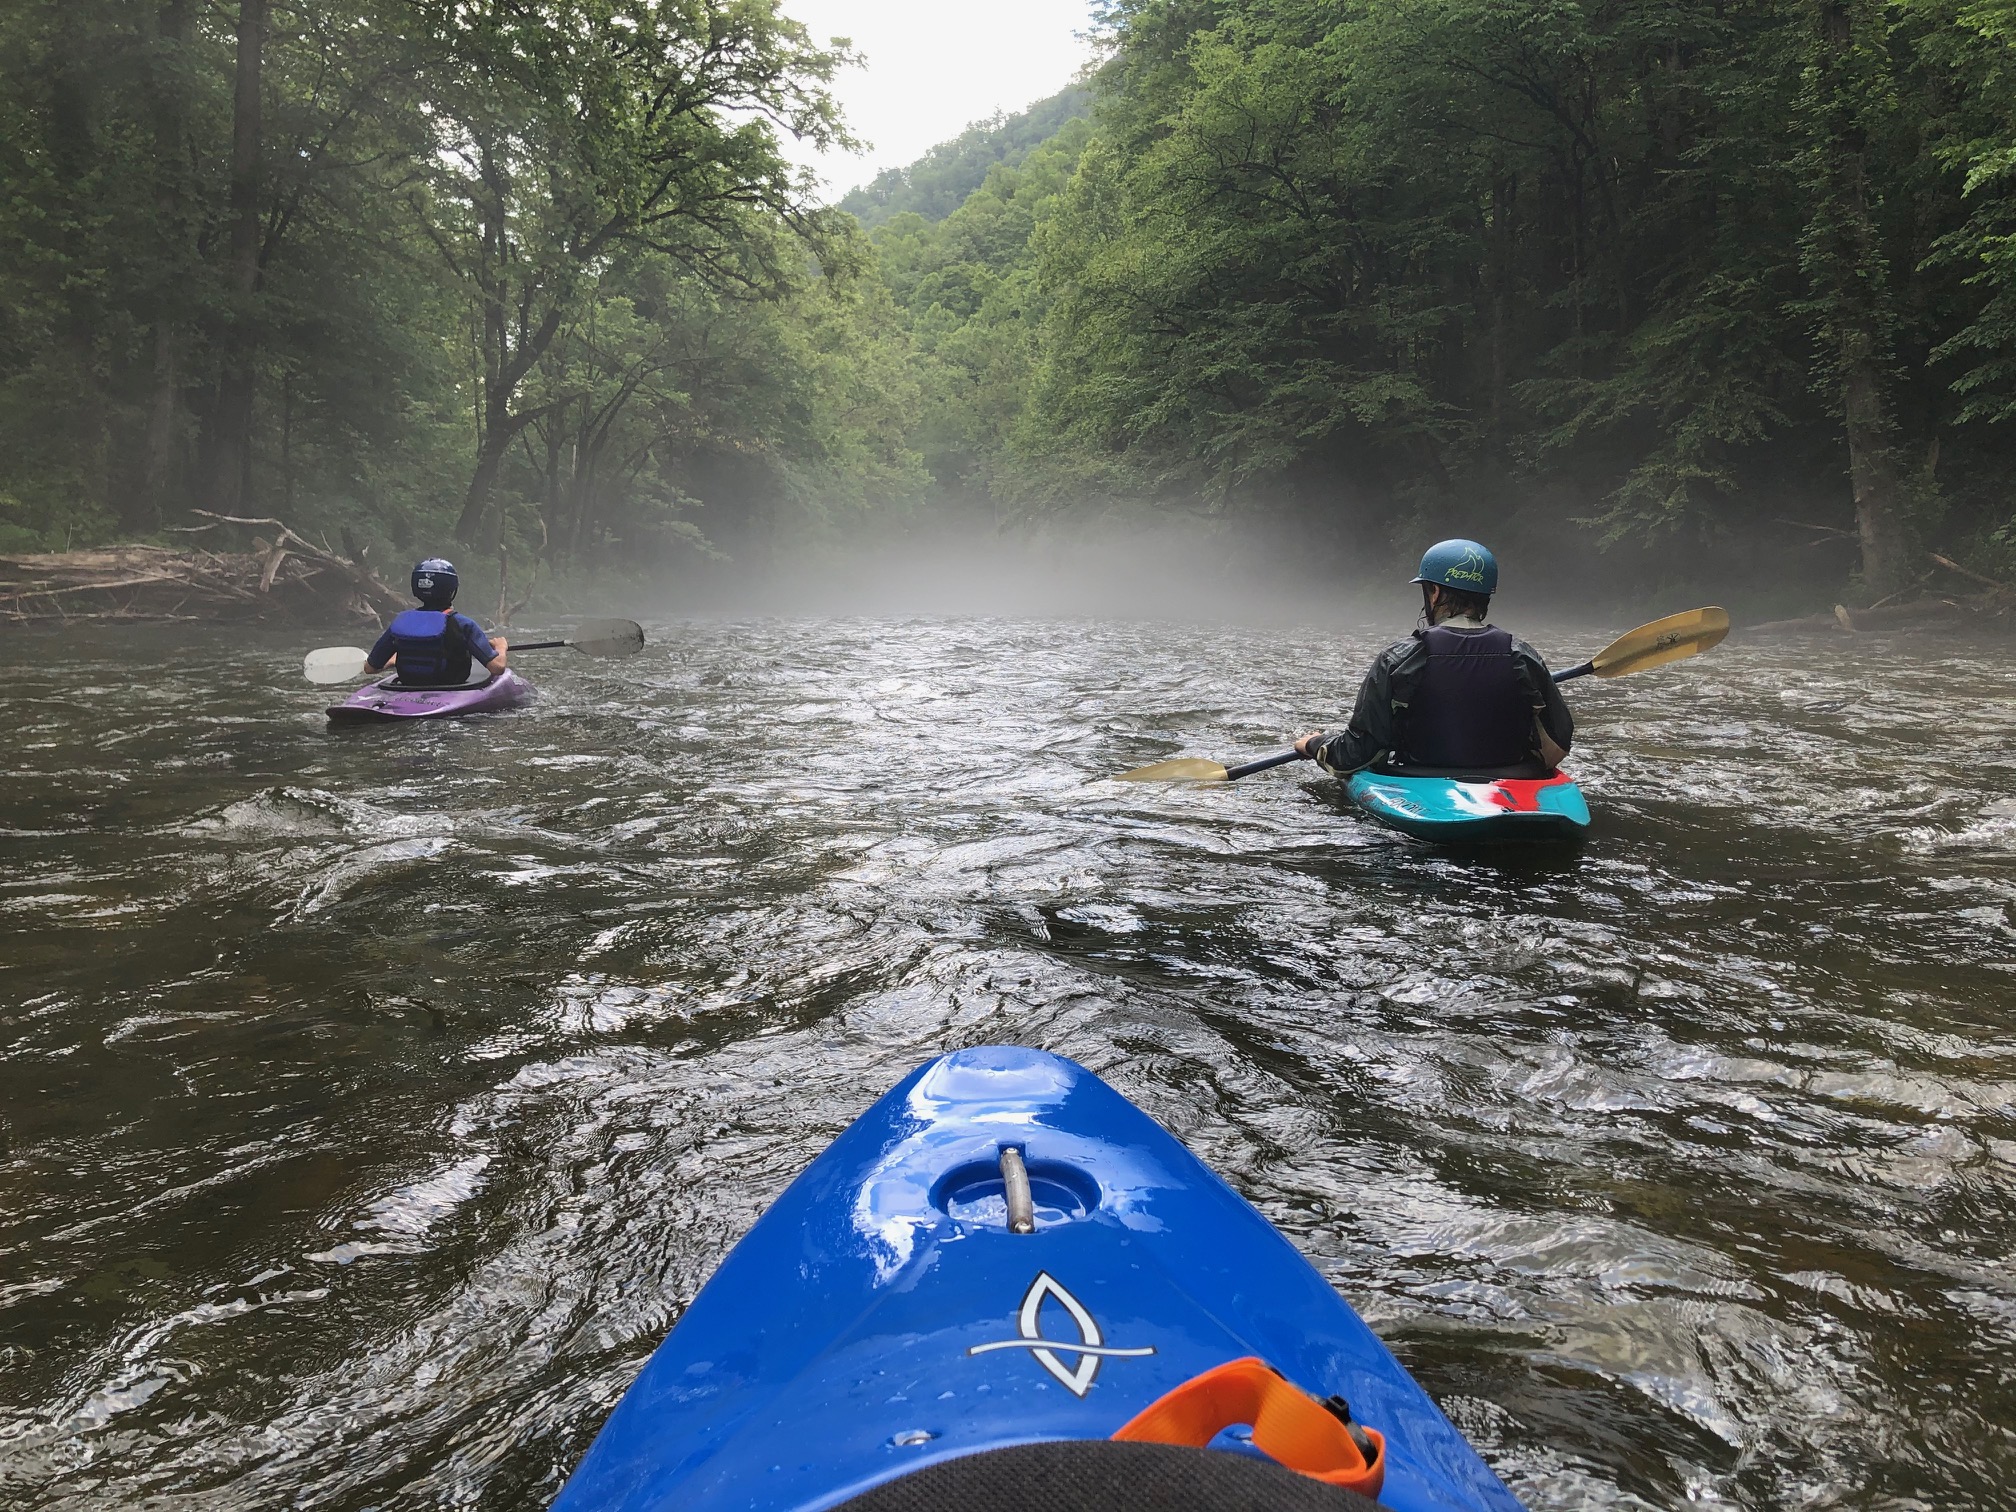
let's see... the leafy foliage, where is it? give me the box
[839,86,1093,229]
[8,0,2016,600]
[890,0,2016,591]
[0,0,924,580]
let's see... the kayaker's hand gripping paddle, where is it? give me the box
[1114,605,1729,781]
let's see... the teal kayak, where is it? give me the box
[1346,769,1590,843]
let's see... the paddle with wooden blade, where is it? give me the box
[1112,752,1306,783]
[301,618,646,684]
[1549,605,1729,683]
[1112,606,1730,782]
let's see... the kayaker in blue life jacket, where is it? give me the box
[363,558,509,686]
[1293,539,1573,777]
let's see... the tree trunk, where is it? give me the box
[539,415,567,560]
[280,370,295,514]
[201,0,267,514]
[458,423,511,549]
[139,328,181,532]
[452,304,566,546]
[1488,173,1513,435]
[134,0,192,534]
[451,135,574,548]
[1807,0,1913,599]
[564,440,585,557]
[48,9,109,519]
[1569,165,1586,375]
[1841,355,1912,598]
[455,141,511,547]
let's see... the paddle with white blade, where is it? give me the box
[301,618,646,685]
[1112,606,1730,782]
[304,646,372,685]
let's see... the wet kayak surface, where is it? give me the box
[2,616,2014,1511]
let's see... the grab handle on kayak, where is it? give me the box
[999,1146,1035,1234]
[1113,1357,1385,1498]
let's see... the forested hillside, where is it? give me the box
[5,0,2015,606]
[877,0,2016,601]
[838,87,1093,230]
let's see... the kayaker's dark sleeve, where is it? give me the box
[365,627,397,671]
[1512,639,1573,755]
[1309,643,1409,776]
[457,614,497,664]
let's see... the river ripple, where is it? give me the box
[2,617,2013,1510]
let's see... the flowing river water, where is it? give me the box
[3,615,2015,1511]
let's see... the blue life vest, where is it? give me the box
[1391,625,1536,772]
[384,608,472,686]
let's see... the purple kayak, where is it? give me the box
[326,668,532,723]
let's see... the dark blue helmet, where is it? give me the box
[1411,538,1498,596]
[412,558,459,607]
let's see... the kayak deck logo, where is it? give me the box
[966,1271,1155,1396]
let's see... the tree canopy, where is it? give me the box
[4,0,2014,605]
[0,0,922,583]
[862,0,2016,599]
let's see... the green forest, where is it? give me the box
[5,0,2016,605]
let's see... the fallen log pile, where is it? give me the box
[0,513,407,625]
[1747,552,2016,634]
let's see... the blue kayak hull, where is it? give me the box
[1347,770,1590,843]
[552,1046,1524,1512]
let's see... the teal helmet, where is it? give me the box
[1411,538,1497,596]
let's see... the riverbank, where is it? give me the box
[0,516,407,626]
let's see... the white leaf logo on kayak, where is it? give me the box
[966,1271,1155,1397]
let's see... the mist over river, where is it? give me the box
[3,616,2015,1511]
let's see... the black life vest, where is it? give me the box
[1390,625,1536,773]
[385,608,472,686]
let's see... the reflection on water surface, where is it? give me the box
[2,618,2014,1510]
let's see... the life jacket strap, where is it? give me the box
[1111,1356,1385,1498]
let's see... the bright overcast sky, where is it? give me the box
[779,0,1101,199]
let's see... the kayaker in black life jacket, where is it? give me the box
[363,558,510,687]
[1293,539,1572,778]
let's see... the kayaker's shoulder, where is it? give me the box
[1496,629,1555,667]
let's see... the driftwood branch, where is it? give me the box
[1775,517,1859,544]
[2,515,407,625]
[1747,549,2014,634]
[1752,600,1971,633]
[177,511,408,618]
[1928,553,2012,594]
[0,572,186,602]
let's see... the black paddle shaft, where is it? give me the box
[1553,660,1595,683]
[507,621,645,657]
[1225,750,1307,781]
